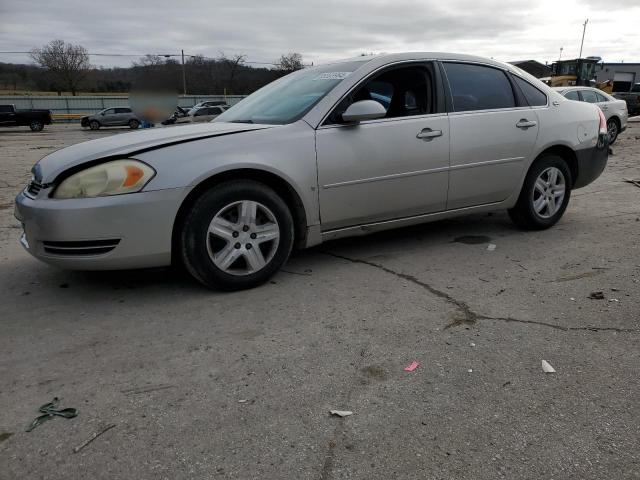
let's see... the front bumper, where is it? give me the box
[14,186,187,270]
[573,134,609,189]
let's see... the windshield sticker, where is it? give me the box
[313,72,351,80]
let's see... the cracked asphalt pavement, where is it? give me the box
[1,124,639,479]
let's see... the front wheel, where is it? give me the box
[180,180,294,290]
[89,120,100,130]
[508,155,571,230]
[29,120,44,132]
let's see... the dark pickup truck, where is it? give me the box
[0,104,53,131]
[613,84,640,116]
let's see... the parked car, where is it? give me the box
[192,101,230,109]
[0,104,52,131]
[15,52,608,290]
[161,106,190,125]
[613,83,640,117]
[554,86,628,144]
[176,105,226,123]
[80,107,140,130]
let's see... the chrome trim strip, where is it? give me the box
[322,166,449,189]
[449,156,524,171]
[322,157,523,189]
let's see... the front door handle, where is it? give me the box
[516,119,537,129]
[417,128,443,139]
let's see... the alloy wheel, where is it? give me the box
[206,200,280,276]
[532,167,566,218]
[607,120,618,143]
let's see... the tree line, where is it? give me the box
[0,40,305,96]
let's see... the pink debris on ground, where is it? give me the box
[404,361,420,372]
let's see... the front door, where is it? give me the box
[316,63,450,230]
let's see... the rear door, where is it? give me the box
[114,107,133,125]
[442,62,540,210]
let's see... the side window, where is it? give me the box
[443,62,515,112]
[0,105,14,113]
[594,92,609,103]
[103,108,115,115]
[212,107,222,114]
[194,109,205,116]
[580,90,599,103]
[115,108,131,113]
[326,64,435,124]
[564,90,580,101]
[513,76,547,106]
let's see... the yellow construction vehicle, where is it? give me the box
[541,57,612,92]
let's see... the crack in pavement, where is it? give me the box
[323,252,639,334]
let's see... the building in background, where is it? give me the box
[509,60,551,78]
[595,63,640,91]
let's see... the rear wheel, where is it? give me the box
[508,155,571,230]
[180,180,294,290]
[128,119,140,129]
[29,120,44,132]
[89,120,100,130]
[606,118,619,144]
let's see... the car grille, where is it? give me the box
[26,180,42,197]
[42,239,120,256]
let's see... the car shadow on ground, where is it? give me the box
[10,210,521,298]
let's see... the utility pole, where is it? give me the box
[579,19,588,59]
[181,49,187,95]
[559,47,563,61]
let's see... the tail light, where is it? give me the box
[597,108,607,135]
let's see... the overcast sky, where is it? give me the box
[1,0,638,68]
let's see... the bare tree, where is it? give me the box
[219,53,247,94]
[276,52,304,72]
[30,40,90,95]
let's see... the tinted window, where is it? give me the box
[580,90,599,103]
[594,92,609,102]
[564,90,580,101]
[115,107,131,113]
[0,105,14,113]
[513,76,547,106]
[103,109,115,115]
[444,63,515,111]
[327,65,435,124]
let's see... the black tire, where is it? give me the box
[180,180,294,290]
[606,118,619,145]
[128,119,140,129]
[508,155,572,230]
[29,120,44,132]
[89,120,100,130]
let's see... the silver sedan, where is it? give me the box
[15,53,609,290]
[553,86,628,144]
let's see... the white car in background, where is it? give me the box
[554,87,628,144]
[177,105,227,123]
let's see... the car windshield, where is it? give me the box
[216,60,367,125]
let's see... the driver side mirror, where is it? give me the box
[341,100,386,123]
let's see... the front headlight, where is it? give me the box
[53,159,155,199]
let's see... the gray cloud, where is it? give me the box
[0,0,637,67]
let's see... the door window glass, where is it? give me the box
[564,90,580,101]
[115,108,131,113]
[513,76,547,106]
[594,92,609,102]
[326,65,434,124]
[103,109,115,115]
[443,62,515,111]
[580,90,599,103]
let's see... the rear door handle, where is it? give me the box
[416,128,443,139]
[516,119,537,129]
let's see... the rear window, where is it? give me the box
[580,90,599,104]
[443,62,515,112]
[513,76,547,106]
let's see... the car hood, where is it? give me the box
[33,122,274,183]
